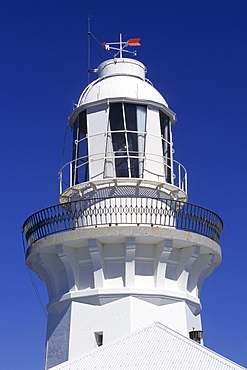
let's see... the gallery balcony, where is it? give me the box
[22,197,223,250]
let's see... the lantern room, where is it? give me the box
[59,58,187,202]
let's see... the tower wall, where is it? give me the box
[45,297,203,368]
[27,225,221,368]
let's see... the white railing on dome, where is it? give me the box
[59,153,187,196]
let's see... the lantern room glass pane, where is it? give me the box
[136,106,146,176]
[72,119,78,164]
[112,131,128,177]
[108,103,128,177]
[125,103,139,177]
[104,103,146,179]
[109,103,124,131]
[125,103,137,131]
[72,110,89,184]
[159,111,171,183]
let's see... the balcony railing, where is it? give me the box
[22,197,223,249]
[59,154,187,195]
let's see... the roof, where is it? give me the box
[77,58,168,108]
[50,322,246,370]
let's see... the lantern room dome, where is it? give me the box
[77,58,168,108]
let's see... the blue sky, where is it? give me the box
[1,0,247,368]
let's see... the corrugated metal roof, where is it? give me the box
[50,322,246,370]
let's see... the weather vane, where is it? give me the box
[87,26,141,83]
[102,34,141,58]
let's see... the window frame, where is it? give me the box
[104,102,147,179]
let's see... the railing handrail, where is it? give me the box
[22,197,223,249]
[58,154,187,194]
[75,129,172,147]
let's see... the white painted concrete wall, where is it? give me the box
[27,227,221,368]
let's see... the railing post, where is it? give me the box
[59,171,62,195]
[178,163,181,190]
[185,171,188,194]
[70,162,72,188]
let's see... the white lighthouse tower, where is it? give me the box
[23,38,223,369]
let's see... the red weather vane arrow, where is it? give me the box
[102,34,141,57]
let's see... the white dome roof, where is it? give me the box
[77,58,168,108]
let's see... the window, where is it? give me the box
[159,111,172,183]
[95,332,103,347]
[72,110,89,184]
[104,103,147,178]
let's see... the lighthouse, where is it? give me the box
[23,38,223,369]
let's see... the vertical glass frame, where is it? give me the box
[159,111,172,183]
[104,103,147,179]
[72,110,89,185]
